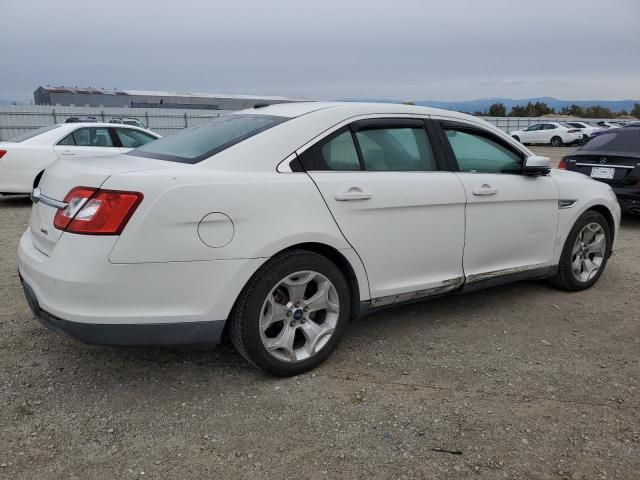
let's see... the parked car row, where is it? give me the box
[0,123,159,194]
[510,119,640,146]
[17,102,621,376]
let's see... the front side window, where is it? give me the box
[355,127,436,171]
[445,128,522,174]
[526,124,542,131]
[116,128,157,148]
[63,127,114,147]
[129,114,287,164]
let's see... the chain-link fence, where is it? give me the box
[0,105,233,140]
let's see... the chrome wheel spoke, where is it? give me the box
[585,233,605,255]
[300,319,335,355]
[282,272,316,302]
[260,296,289,329]
[264,326,297,361]
[304,280,338,313]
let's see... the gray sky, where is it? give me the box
[1,0,639,102]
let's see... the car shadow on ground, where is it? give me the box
[0,195,31,209]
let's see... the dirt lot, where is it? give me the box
[1,149,639,479]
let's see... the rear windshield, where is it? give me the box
[9,125,60,142]
[128,114,287,163]
[581,130,640,153]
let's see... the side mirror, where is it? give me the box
[523,155,551,176]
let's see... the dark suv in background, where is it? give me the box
[560,127,640,215]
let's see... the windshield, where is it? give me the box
[8,125,61,142]
[581,130,639,153]
[129,114,287,163]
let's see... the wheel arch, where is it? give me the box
[586,204,616,244]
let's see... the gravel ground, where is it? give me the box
[1,149,639,479]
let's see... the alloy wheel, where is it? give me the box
[571,223,606,282]
[259,271,340,362]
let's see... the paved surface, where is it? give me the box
[1,166,639,479]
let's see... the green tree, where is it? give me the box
[631,103,640,119]
[488,103,506,117]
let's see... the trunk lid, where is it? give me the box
[565,153,640,187]
[30,153,174,256]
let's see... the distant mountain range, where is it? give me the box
[342,97,640,113]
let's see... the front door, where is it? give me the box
[438,121,559,280]
[299,119,467,302]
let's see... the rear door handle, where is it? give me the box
[60,150,76,156]
[334,187,372,201]
[472,184,499,196]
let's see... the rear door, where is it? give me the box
[53,126,121,159]
[300,118,467,303]
[436,119,559,280]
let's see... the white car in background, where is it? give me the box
[19,102,620,376]
[564,121,599,143]
[509,122,583,146]
[0,123,160,194]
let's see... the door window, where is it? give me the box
[115,128,157,148]
[63,127,114,147]
[543,124,557,130]
[444,128,522,174]
[355,127,436,171]
[526,124,542,131]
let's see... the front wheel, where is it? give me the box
[551,136,563,147]
[549,211,611,291]
[229,250,351,376]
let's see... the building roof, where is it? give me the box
[38,86,301,101]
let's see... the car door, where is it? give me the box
[53,126,121,159]
[299,118,467,304]
[113,127,158,153]
[541,123,558,143]
[436,120,559,282]
[521,124,542,143]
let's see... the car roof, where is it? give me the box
[235,101,484,122]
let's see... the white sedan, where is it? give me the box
[18,103,620,376]
[0,123,160,194]
[509,122,583,146]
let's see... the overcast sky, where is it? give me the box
[1,0,639,102]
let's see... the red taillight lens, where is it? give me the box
[54,187,143,235]
[0,149,7,159]
[558,159,568,169]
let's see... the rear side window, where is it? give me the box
[321,131,361,170]
[70,127,114,147]
[115,128,156,148]
[444,128,522,174]
[581,131,640,152]
[355,127,436,171]
[129,114,287,164]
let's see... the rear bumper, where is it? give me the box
[612,188,640,213]
[21,278,225,346]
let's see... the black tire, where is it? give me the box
[229,249,351,376]
[551,136,563,147]
[582,134,589,145]
[549,210,611,291]
[512,135,520,143]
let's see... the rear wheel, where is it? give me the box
[582,134,589,145]
[229,250,351,376]
[551,136,563,147]
[549,211,611,291]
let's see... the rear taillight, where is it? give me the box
[558,159,568,169]
[567,129,580,133]
[54,187,143,235]
[0,150,7,160]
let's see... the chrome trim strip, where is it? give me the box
[466,264,548,284]
[558,199,577,209]
[576,163,635,169]
[370,277,463,308]
[30,188,68,210]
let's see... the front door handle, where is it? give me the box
[334,187,372,201]
[472,184,499,196]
